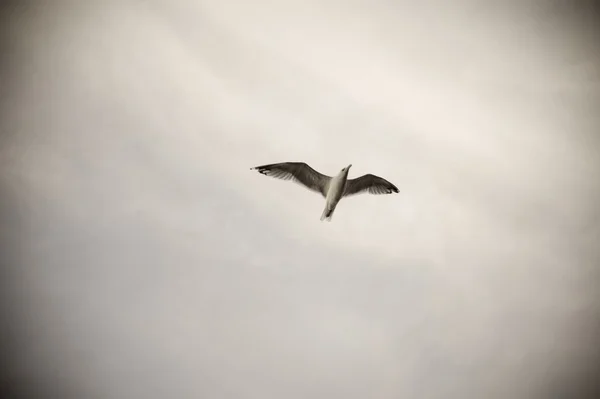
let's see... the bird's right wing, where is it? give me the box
[251,162,331,197]
[343,174,399,197]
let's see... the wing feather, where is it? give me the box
[251,162,331,197]
[343,174,399,197]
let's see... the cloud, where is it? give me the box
[1,1,599,398]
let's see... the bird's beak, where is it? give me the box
[348,164,352,169]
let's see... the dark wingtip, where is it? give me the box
[251,166,269,175]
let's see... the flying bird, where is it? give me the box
[250,162,399,221]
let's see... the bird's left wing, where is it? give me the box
[251,162,331,197]
[343,174,399,197]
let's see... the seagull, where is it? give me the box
[250,162,399,221]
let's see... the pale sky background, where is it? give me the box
[1,0,599,398]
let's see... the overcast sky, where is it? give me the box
[1,1,599,398]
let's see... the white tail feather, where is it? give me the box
[320,206,334,222]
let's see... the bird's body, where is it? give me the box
[321,167,350,221]
[251,162,399,221]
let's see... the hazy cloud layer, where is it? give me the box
[1,1,599,398]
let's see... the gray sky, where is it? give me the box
[1,1,599,398]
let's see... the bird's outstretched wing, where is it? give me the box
[251,162,331,197]
[343,174,399,197]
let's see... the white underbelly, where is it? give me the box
[325,176,345,205]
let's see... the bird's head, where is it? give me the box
[340,164,352,175]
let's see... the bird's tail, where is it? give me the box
[320,206,335,222]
